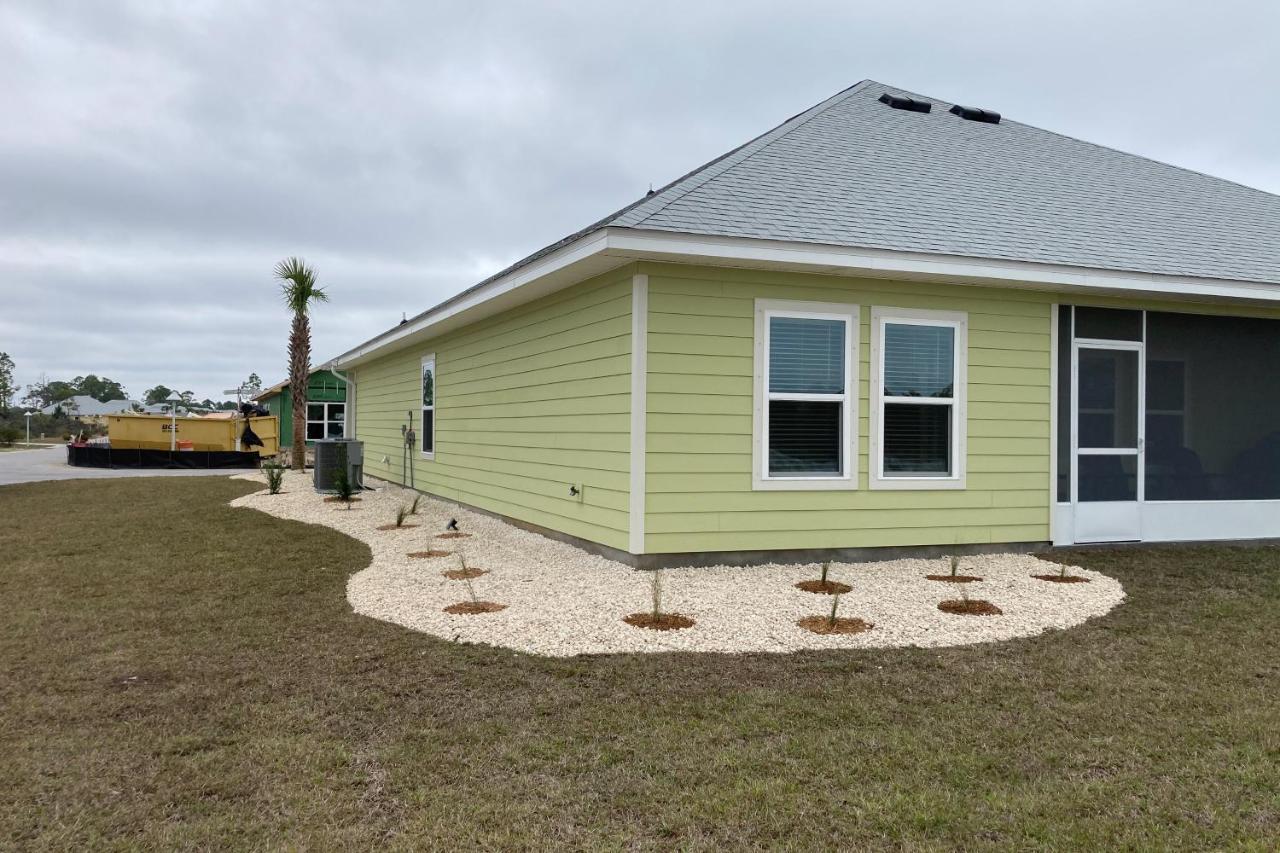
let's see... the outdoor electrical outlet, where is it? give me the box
[381,454,390,464]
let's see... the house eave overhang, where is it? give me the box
[333,226,1280,368]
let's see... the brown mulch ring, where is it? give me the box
[795,579,853,595]
[323,496,362,504]
[796,615,874,635]
[925,574,984,583]
[623,613,695,631]
[938,599,1003,616]
[375,523,419,531]
[443,601,507,615]
[435,532,472,540]
[407,550,452,559]
[442,567,488,580]
[1032,573,1091,584]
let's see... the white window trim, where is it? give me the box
[869,306,968,490]
[752,299,859,491]
[305,401,346,441]
[420,353,436,460]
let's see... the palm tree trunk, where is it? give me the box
[288,313,310,471]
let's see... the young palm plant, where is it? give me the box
[274,257,329,471]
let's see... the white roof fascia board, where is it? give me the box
[604,228,1280,306]
[334,229,619,368]
[334,226,1280,368]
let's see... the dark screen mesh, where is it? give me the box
[1145,311,1280,500]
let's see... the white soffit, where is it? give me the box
[334,226,1280,368]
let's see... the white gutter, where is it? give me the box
[333,226,1280,368]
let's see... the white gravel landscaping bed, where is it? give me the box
[230,471,1125,657]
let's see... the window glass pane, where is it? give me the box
[326,421,344,438]
[1074,307,1143,341]
[422,364,435,407]
[1078,454,1137,501]
[1057,306,1072,501]
[420,410,435,453]
[1076,349,1138,448]
[306,421,324,440]
[883,323,954,398]
[769,317,844,394]
[883,403,951,475]
[306,403,324,422]
[328,404,345,422]
[1146,311,1280,500]
[768,400,841,475]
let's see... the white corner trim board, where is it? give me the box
[629,274,648,554]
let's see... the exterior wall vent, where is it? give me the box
[878,93,932,114]
[949,104,1001,124]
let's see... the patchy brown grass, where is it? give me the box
[1,478,1278,849]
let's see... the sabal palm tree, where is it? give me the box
[274,257,329,470]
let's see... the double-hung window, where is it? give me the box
[306,402,345,440]
[753,300,858,490]
[420,354,436,458]
[870,307,967,489]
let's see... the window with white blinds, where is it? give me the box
[871,308,967,489]
[753,301,858,489]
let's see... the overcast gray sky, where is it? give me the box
[3,0,1278,401]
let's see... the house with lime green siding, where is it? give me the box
[331,80,1280,566]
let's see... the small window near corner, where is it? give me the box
[753,300,859,490]
[420,355,435,457]
[870,307,967,490]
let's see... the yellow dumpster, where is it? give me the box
[106,414,279,456]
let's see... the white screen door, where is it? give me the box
[1072,340,1144,542]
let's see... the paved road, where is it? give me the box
[0,445,241,486]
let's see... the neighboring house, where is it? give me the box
[40,396,138,423]
[254,369,347,443]
[329,80,1280,566]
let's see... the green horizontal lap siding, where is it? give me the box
[353,271,634,551]
[642,264,1054,553]
[260,370,347,446]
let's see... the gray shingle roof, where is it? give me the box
[608,80,1280,284]
[459,79,1280,297]
[339,79,1280,366]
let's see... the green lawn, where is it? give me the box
[1,477,1277,849]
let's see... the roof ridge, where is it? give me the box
[610,80,877,227]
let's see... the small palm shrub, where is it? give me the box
[263,464,285,495]
[332,443,355,506]
[394,504,410,527]
[409,494,422,515]
[650,569,664,619]
[827,592,842,629]
[950,555,960,578]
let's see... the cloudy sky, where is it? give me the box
[2,0,1278,402]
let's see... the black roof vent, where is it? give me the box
[949,104,1001,124]
[878,92,931,114]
